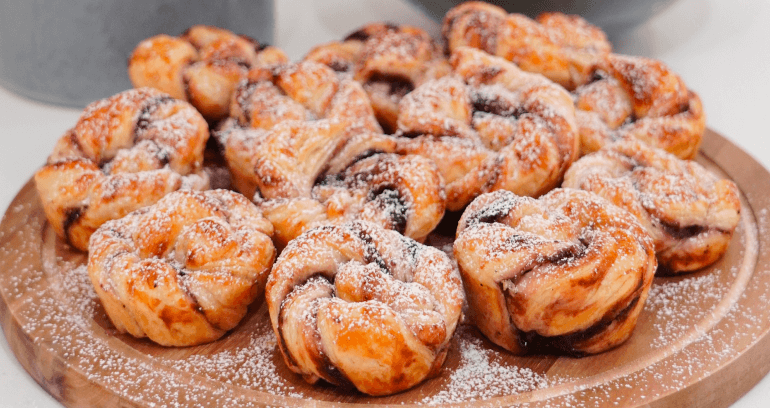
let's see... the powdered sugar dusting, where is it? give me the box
[1,153,767,406]
[165,322,297,395]
[422,326,553,405]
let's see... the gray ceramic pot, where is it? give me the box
[0,0,274,107]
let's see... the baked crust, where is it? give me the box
[128,25,288,121]
[396,47,578,210]
[454,189,657,355]
[563,138,740,273]
[34,88,209,251]
[88,189,275,347]
[266,222,463,395]
[306,23,450,133]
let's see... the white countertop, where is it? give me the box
[0,0,768,406]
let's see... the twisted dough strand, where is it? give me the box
[220,60,388,199]
[259,154,445,248]
[443,2,611,90]
[129,25,288,121]
[454,189,657,355]
[305,23,450,133]
[563,138,740,273]
[266,222,463,395]
[575,54,706,159]
[397,47,578,210]
[34,88,210,251]
[219,61,445,244]
[88,189,275,347]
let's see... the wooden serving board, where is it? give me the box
[2,129,770,408]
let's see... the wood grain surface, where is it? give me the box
[2,129,770,408]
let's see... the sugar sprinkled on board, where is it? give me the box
[164,323,296,395]
[422,326,552,405]
[645,272,724,348]
[2,163,766,407]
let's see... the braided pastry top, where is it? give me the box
[221,60,386,199]
[397,47,578,211]
[258,154,445,248]
[88,189,275,346]
[442,3,705,159]
[219,61,446,243]
[454,189,656,355]
[34,88,210,251]
[574,54,706,159]
[563,139,740,273]
[129,25,288,121]
[266,222,463,396]
[229,61,382,137]
[443,2,612,90]
[305,23,451,133]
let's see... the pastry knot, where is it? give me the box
[129,25,288,120]
[88,189,276,346]
[397,47,579,210]
[454,188,656,355]
[266,222,463,395]
[35,88,210,251]
[563,138,740,272]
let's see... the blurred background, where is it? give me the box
[409,0,678,37]
[0,0,677,108]
[0,0,275,107]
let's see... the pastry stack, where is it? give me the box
[33,1,740,397]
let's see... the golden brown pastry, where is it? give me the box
[218,61,445,243]
[442,3,704,159]
[34,88,209,251]
[443,2,612,90]
[258,154,445,248]
[396,47,578,211]
[454,189,657,355]
[305,23,451,133]
[563,138,740,273]
[128,25,288,121]
[229,61,383,140]
[574,54,705,159]
[88,189,275,346]
[266,222,463,395]
[220,59,387,199]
